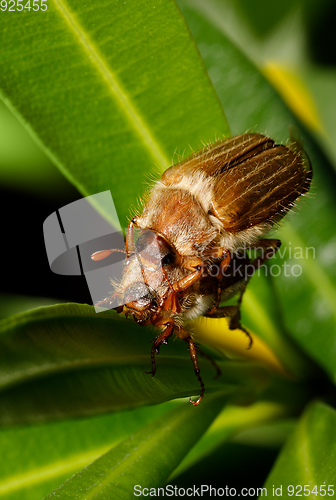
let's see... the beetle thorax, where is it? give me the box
[138,185,217,257]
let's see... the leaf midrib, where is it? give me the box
[52,0,170,171]
[81,407,190,499]
[0,304,115,333]
[0,444,113,495]
[0,355,192,390]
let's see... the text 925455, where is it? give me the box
[1,0,47,11]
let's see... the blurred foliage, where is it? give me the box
[186,0,336,167]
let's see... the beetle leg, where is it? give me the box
[161,258,205,314]
[204,240,280,348]
[196,345,221,378]
[205,279,252,348]
[207,250,231,315]
[146,318,174,376]
[162,289,181,313]
[172,258,205,293]
[205,302,253,349]
[187,337,205,406]
[160,268,182,313]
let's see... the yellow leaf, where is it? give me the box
[263,62,325,136]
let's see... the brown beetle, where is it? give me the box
[92,133,312,405]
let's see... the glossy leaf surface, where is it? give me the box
[44,397,225,499]
[0,304,267,426]
[0,402,177,499]
[262,402,336,497]
[0,0,229,227]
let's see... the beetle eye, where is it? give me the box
[162,253,175,266]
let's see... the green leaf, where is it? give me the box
[262,401,336,497]
[0,401,177,500]
[0,304,268,425]
[0,294,63,320]
[0,0,229,228]
[170,373,315,480]
[170,401,295,480]
[44,396,225,499]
